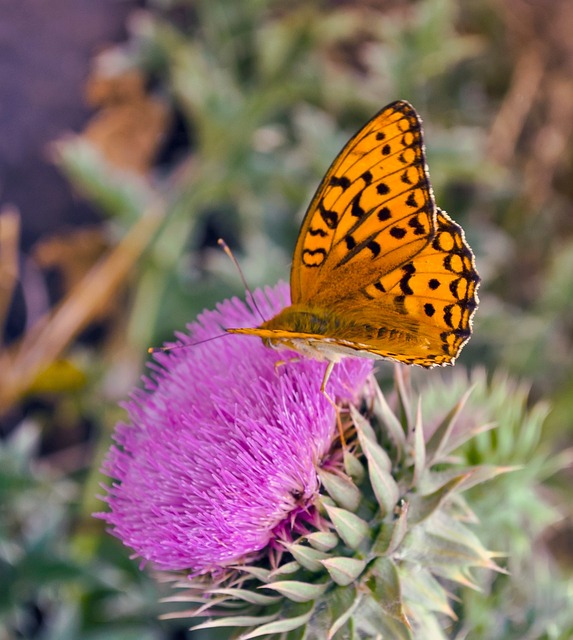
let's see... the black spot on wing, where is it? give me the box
[401,170,412,185]
[400,276,413,295]
[302,248,327,267]
[390,226,406,239]
[351,194,365,218]
[378,206,391,221]
[428,278,440,290]
[443,304,454,328]
[424,303,435,317]
[329,175,351,190]
[408,215,426,235]
[318,200,338,229]
[399,263,415,295]
[368,240,381,258]
[405,192,418,208]
[361,171,373,185]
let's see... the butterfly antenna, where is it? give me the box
[217,238,266,323]
[148,332,230,354]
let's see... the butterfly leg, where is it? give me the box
[320,361,348,447]
[320,361,335,393]
[325,392,346,448]
[274,357,301,373]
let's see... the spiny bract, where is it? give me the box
[160,367,506,640]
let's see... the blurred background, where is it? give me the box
[1,0,573,638]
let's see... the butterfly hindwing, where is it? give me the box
[322,209,480,366]
[291,100,437,305]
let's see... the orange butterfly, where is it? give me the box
[227,101,480,388]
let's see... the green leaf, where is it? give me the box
[402,528,499,575]
[373,383,406,455]
[407,473,471,525]
[367,557,410,627]
[260,580,328,603]
[350,405,380,448]
[269,560,301,577]
[235,566,272,582]
[318,468,362,512]
[210,588,282,606]
[343,450,365,484]
[441,421,497,457]
[418,464,506,495]
[285,625,306,640]
[457,464,519,491]
[372,498,409,556]
[240,602,314,639]
[403,601,451,640]
[305,531,339,552]
[412,399,426,487]
[394,364,414,428]
[283,542,330,573]
[15,551,86,585]
[353,410,399,517]
[53,138,152,224]
[321,557,366,586]
[430,563,481,590]
[323,503,370,549]
[425,510,490,557]
[191,613,279,631]
[0,422,40,472]
[326,586,362,639]
[425,386,474,464]
[399,564,456,618]
[354,593,412,639]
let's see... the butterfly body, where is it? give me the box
[231,303,432,362]
[227,101,479,372]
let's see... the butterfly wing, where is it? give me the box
[230,209,479,366]
[327,209,480,365]
[228,102,480,367]
[291,100,437,306]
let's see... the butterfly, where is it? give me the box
[227,101,480,389]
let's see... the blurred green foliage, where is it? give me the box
[3,0,573,637]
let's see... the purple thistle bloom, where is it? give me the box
[98,282,372,575]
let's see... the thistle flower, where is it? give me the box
[98,282,373,574]
[99,283,505,638]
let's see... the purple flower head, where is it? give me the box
[98,282,372,575]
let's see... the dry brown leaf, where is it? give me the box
[82,66,171,174]
[0,207,21,342]
[33,226,109,295]
[0,203,164,413]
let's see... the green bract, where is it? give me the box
[161,368,511,639]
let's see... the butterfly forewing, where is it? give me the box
[226,100,480,370]
[291,100,437,305]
